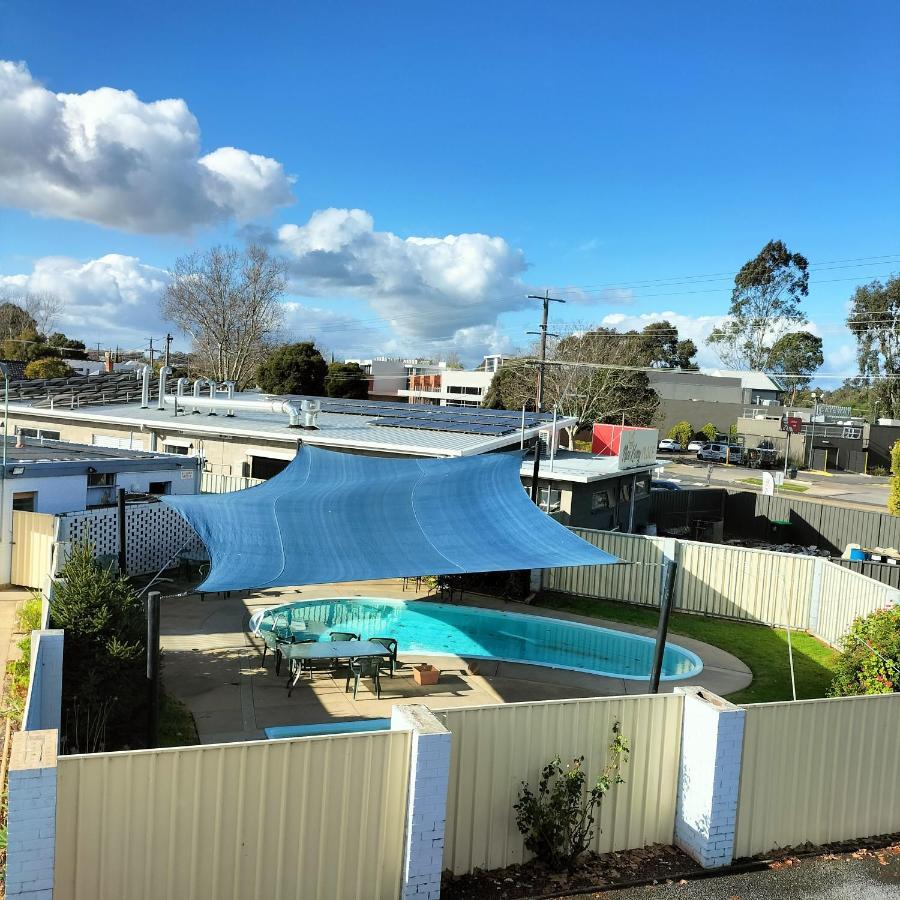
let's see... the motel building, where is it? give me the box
[1,370,657,532]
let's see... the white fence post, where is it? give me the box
[808,556,825,633]
[5,730,58,899]
[392,704,452,900]
[673,687,745,868]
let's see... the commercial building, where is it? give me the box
[399,355,504,407]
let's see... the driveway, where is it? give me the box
[572,850,900,899]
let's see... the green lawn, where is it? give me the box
[740,477,809,493]
[537,593,838,704]
[158,692,200,747]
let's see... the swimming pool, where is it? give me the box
[250,598,702,681]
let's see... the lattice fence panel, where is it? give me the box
[56,502,206,576]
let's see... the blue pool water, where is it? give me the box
[250,598,702,681]
[265,719,391,740]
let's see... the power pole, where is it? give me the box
[146,337,155,366]
[526,290,566,505]
[164,333,173,369]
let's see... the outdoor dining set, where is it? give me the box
[259,620,398,699]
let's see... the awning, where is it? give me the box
[163,445,618,592]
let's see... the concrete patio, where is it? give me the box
[159,578,751,744]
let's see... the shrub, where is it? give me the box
[1,593,43,724]
[514,724,629,871]
[24,357,73,380]
[666,421,692,448]
[700,423,717,442]
[830,605,900,696]
[50,543,148,752]
[889,442,900,515]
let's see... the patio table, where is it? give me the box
[278,640,392,696]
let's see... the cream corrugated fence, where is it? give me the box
[734,693,900,858]
[200,472,264,493]
[544,530,665,606]
[676,542,814,628]
[813,562,900,648]
[54,730,411,900]
[11,510,56,588]
[436,693,683,875]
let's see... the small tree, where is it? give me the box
[700,422,717,442]
[324,361,368,399]
[889,441,900,515]
[667,421,692,448]
[50,544,147,752]
[728,423,738,441]
[514,724,629,871]
[257,341,327,396]
[25,357,73,379]
[830,606,900,696]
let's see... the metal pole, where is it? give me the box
[146,591,161,748]
[549,407,558,472]
[0,367,7,584]
[117,487,127,574]
[649,560,677,693]
[527,290,565,504]
[786,622,797,701]
[520,404,526,450]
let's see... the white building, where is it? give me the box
[400,355,504,407]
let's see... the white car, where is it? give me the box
[658,438,682,452]
[687,440,705,452]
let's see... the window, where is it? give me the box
[249,456,290,480]
[14,427,37,438]
[445,385,483,396]
[148,481,172,495]
[39,430,60,441]
[591,489,612,510]
[92,434,145,450]
[538,487,561,513]
[164,443,193,455]
[15,427,59,440]
[87,472,116,487]
[12,492,36,512]
[634,476,650,498]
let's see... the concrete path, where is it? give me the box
[160,580,750,745]
[0,589,33,678]
[577,850,900,898]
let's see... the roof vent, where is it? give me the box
[301,399,321,430]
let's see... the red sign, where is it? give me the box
[781,416,802,434]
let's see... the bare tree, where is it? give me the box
[161,245,285,386]
[0,288,63,337]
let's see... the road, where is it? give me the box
[573,849,900,899]
[656,456,891,510]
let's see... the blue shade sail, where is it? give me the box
[162,445,619,593]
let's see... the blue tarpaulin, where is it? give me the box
[162,445,618,592]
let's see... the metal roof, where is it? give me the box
[519,450,654,483]
[6,395,576,458]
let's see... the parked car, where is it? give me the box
[687,440,704,452]
[658,438,682,452]
[697,442,728,462]
[651,479,682,492]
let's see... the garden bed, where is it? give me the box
[441,844,700,899]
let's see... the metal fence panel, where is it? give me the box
[544,530,665,606]
[676,541,813,627]
[836,558,900,590]
[437,693,683,875]
[11,510,56,588]
[734,694,900,857]
[813,561,899,648]
[200,472,264,493]
[54,731,410,900]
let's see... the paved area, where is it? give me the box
[159,580,750,744]
[579,850,900,898]
[658,457,890,509]
[0,589,33,674]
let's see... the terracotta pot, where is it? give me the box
[413,663,440,686]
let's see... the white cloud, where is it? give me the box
[274,208,530,343]
[0,254,171,349]
[0,60,294,233]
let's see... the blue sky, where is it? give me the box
[1,1,898,380]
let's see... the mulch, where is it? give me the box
[440,844,702,900]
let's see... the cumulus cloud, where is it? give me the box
[0,254,171,349]
[0,60,294,233]
[273,208,531,343]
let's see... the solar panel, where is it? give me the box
[372,417,518,436]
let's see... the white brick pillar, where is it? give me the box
[674,688,745,868]
[6,730,58,899]
[391,704,452,900]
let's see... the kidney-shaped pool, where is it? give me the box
[250,598,702,681]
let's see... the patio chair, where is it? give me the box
[368,637,398,677]
[283,637,317,687]
[329,631,360,642]
[345,656,382,700]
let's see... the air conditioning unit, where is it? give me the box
[301,399,321,429]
